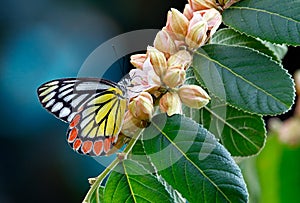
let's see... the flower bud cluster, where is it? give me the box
[131,46,192,91]
[121,0,223,136]
[154,0,222,54]
[128,46,210,118]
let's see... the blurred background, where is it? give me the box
[0,0,299,202]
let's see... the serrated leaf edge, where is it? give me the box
[193,45,296,116]
[211,28,280,61]
[203,105,266,154]
[223,6,300,46]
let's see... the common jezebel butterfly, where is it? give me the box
[37,77,129,156]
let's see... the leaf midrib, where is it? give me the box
[122,161,172,203]
[204,106,261,150]
[122,163,138,203]
[151,121,232,202]
[194,49,289,108]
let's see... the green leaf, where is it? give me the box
[256,135,282,203]
[129,141,186,202]
[256,132,300,203]
[239,157,261,203]
[261,41,288,61]
[184,96,266,156]
[143,114,248,203]
[90,186,104,203]
[222,0,300,45]
[103,159,173,203]
[128,140,155,173]
[211,28,280,61]
[193,44,295,115]
[279,143,300,203]
[184,69,266,156]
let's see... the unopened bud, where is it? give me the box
[188,0,217,10]
[183,4,194,20]
[185,13,208,49]
[154,29,178,57]
[121,110,148,138]
[130,54,147,69]
[178,85,210,108]
[159,92,182,116]
[198,9,222,37]
[146,85,164,99]
[129,92,154,121]
[167,50,192,70]
[147,46,168,78]
[166,8,189,40]
[163,66,186,88]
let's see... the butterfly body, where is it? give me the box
[37,78,128,156]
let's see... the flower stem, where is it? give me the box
[82,129,143,203]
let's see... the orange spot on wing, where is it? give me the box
[82,141,93,154]
[73,139,82,150]
[104,138,112,153]
[70,114,81,128]
[68,128,78,143]
[93,140,103,156]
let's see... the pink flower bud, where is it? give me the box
[121,110,148,138]
[183,4,194,20]
[142,56,162,85]
[163,66,186,88]
[154,29,178,57]
[178,85,210,108]
[198,9,222,37]
[188,0,217,10]
[159,92,182,116]
[130,54,147,69]
[129,92,154,121]
[165,8,189,41]
[185,13,208,49]
[167,50,192,70]
[147,46,168,78]
[146,85,164,99]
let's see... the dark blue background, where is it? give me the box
[0,1,186,202]
[0,0,299,202]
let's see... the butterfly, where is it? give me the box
[37,77,130,156]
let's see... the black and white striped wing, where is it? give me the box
[37,78,121,123]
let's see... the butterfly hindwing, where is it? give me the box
[37,78,127,156]
[67,87,127,156]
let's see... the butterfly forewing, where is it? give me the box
[37,78,127,156]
